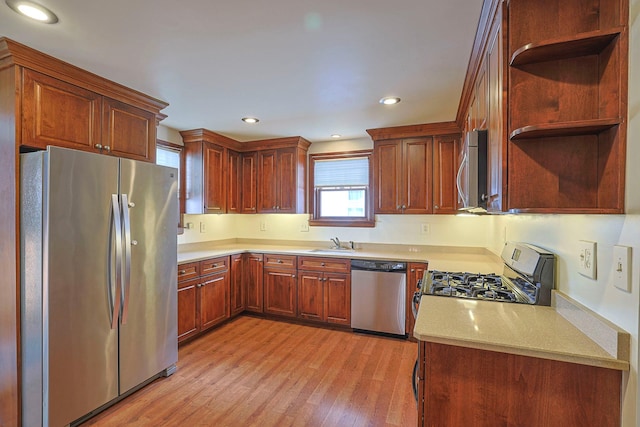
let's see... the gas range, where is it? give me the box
[419,242,555,306]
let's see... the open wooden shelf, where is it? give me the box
[509,118,621,141]
[510,28,623,66]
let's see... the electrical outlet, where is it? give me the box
[578,240,597,279]
[421,223,430,234]
[612,245,632,292]
[199,222,206,233]
[260,221,267,231]
[185,222,194,229]
[300,223,309,232]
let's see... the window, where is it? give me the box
[156,140,184,222]
[309,150,374,227]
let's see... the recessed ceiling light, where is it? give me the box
[6,0,58,23]
[331,134,341,139]
[241,117,259,124]
[379,97,401,105]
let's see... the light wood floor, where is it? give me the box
[81,316,418,427]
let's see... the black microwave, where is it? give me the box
[456,129,487,212]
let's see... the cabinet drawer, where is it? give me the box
[298,256,350,273]
[263,254,297,269]
[200,256,229,276]
[177,262,199,282]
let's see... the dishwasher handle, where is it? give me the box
[350,259,407,272]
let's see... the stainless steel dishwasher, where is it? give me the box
[350,259,406,336]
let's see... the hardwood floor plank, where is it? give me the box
[81,316,417,426]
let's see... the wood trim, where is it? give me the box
[366,121,461,141]
[0,64,19,427]
[0,37,168,118]
[179,129,312,153]
[455,0,502,128]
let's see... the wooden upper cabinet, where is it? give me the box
[373,137,433,214]
[240,151,257,213]
[227,150,242,214]
[257,144,308,214]
[102,97,156,162]
[203,143,227,213]
[21,69,102,152]
[433,135,459,214]
[6,39,167,162]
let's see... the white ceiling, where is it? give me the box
[0,0,483,143]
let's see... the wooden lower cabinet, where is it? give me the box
[244,253,264,313]
[417,341,622,426]
[324,273,350,325]
[264,268,297,318]
[407,262,428,340]
[230,254,244,316]
[297,271,323,322]
[177,256,230,343]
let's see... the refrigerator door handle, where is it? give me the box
[120,193,132,324]
[109,194,123,330]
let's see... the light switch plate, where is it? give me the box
[578,240,597,279]
[612,245,632,292]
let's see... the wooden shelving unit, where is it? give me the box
[506,0,628,213]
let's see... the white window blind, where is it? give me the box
[314,157,368,187]
[156,146,180,171]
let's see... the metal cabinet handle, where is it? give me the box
[277,259,283,263]
[402,204,407,209]
[292,275,296,278]
[411,269,415,272]
[213,263,218,268]
[179,270,186,275]
[104,145,111,152]
[95,143,103,150]
[321,262,325,266]
[272,205,277,209]
[434,205,439,209]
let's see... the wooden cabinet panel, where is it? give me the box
[404,138,433,214]
[22,69,101,152]
[374,137,433,214]
[200,256,229,276]
[433,135,459,214]
[227,150,242,214]
[407,263,427,340]
[263,254,297,269]
[199,272,229,331]
[177,262,199,283]
[257,149,278,212]
[244,253,264,313]
[102,97,155,162]
[264,269,297,318]
[419,342,622,426]
[324,272,350,325]
[177,278,199,342]
[241,151,257,213]
[230,254,244,316]
[274,147,296,213]
[203,143,227,213]
[297,256,350,273]
[297,272,323,322]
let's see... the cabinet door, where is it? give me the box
[433,135,459,214]
[297,271,324,322]
[102,97,156,162]
[324,272,351,325]
[257,149,278,213]
[264,269,297,317]
[244,253,264,313]
[199,272,229,331]
[230,254,244,316]
[407,263,428,339]
[227,150,242,214]
[203,143,227,213]
[403,138,433,214]
[241,151,258,213]
[177,278,199,343]
[374,140,403,213]
[22,69,101,152]
[275,147,297,213]
[486,11,505,212]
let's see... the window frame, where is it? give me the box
[308,150,375,227]
[156,139,185,225]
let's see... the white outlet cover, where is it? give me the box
[578,240,597,279]
[612,245,632,292]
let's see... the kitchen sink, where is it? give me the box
[307,248,356,254]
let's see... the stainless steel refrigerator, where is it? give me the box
[20,146,179,427]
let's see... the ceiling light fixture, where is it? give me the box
[331,134,341,139]
[241,117,259,124]
[6,0,59,23]
[379,96,401,105]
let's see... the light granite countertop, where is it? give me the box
[178,239,503,273]
[413,291,630,371]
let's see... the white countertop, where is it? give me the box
[413,293,629,370]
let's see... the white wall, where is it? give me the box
[157,124,183,145]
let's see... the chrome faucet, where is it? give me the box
[330,237,341,249]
